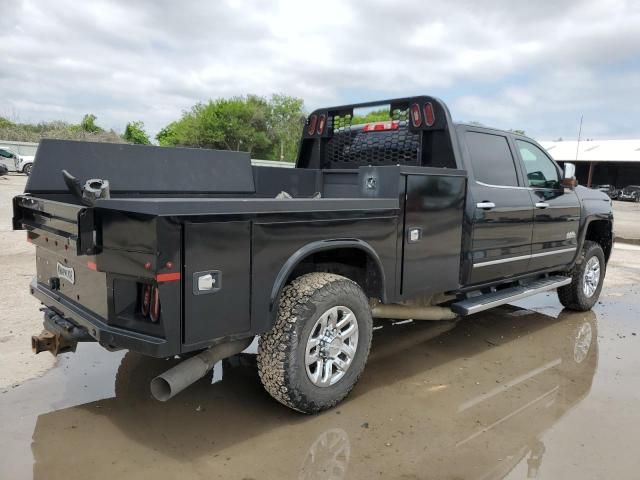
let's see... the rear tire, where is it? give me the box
[257,273,373,414]
[557,241,605,311]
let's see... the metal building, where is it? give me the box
[540,139,640,188]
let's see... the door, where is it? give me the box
[464,130,534,285]
[515,140,580,271]
[183,221,251,347]
[401,172,466,298]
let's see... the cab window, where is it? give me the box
[517,140,560,189]
[465,131,519,187]
[0,149,14,158]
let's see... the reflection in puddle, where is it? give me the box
[0,305,599,479]
[299,428,351,480]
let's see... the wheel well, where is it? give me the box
[585,219,613,262]
[285,247,384,300]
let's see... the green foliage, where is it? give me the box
[351,109,392,124]
[123,121,151,145]
[156,94,305,161]
[268,94,305,161]
[510,129,526,135]
[80,113,102,133]
[0,114,123,143]
[156,123,179,146]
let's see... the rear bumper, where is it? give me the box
[31,278,173,357]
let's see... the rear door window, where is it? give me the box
[465,131,519,187]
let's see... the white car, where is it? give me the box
[15,154,35,175]
[0,146,35,175]
[0,147,17,171]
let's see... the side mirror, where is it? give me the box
[561,162,578,189]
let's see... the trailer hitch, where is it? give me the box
[32,329,78,355]
[31,309,93,356]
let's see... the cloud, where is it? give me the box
[0,0,639,140]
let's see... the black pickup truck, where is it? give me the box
[13,96,613,413]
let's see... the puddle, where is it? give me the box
[1,289,639,479]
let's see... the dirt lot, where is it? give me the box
[0,174,54,388]
[1,174,639,479]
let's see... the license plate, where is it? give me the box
[56,262,75,284]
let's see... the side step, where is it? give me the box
[451,275,572,316]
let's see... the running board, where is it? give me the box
[451,276,572,316]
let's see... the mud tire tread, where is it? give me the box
[257,272,372,414]
[557,240,605,311]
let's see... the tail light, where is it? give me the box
[139,283,160,322]
[307,115,318,135]
[140,284,151,316]
[317,114,326,135]
[150,287,160,323]
[362,120,400,132]
[423,102,435,127]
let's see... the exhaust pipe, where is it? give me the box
[370,303,457,321]
[150,337,253,401]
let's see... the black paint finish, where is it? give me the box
[183,221,251,347]
[401,173,466,297]
[12,97,614,360]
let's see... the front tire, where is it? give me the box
[557,241,605,311]
[23,163,33,176]
[257,273,373,414]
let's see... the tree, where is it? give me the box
[0,114,123,143]
[123,121,151,144]
[80,114,102,133]
[156,122,179,146]
[352,109,392,124]
[268,94,305,162]
[156,94,305,161]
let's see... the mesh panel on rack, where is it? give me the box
[326,108,421,168]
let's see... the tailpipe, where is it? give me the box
[370,302,457,321]
[150,337,253,401]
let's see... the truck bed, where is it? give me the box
[14,129,466,358]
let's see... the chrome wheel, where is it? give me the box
[573,322,593,364]
[305,306,359,387]
[582,256,601,298]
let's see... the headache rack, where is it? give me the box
[296,96,460,170]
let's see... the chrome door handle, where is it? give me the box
[476,202,496,210]
[535,202,550,208]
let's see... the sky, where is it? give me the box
[1,0,639,141]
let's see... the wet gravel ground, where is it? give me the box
[1,283,639,479]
